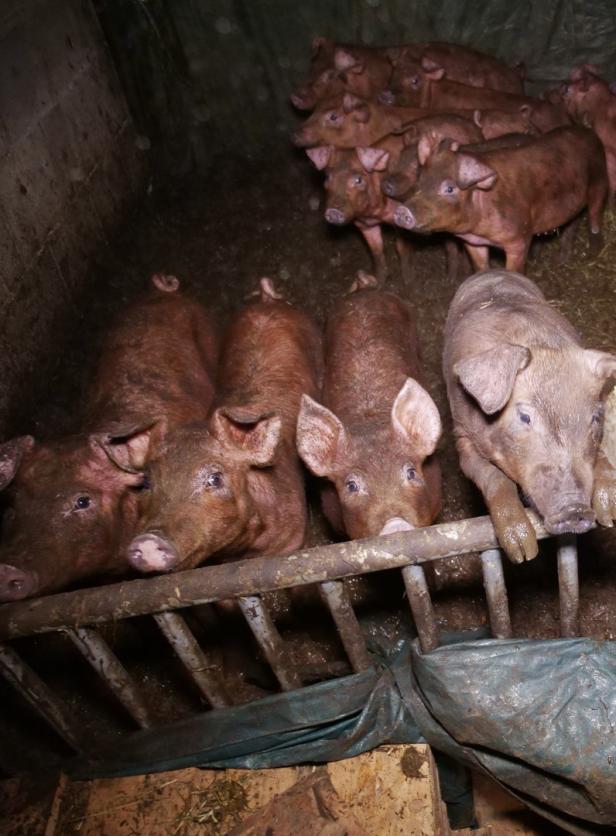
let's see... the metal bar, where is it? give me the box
[238,595,301,691]
[557,534,580,638]
[0,512,558,641]
[0,643,81,751]
[153,611,230,708]
[320,580,372,672]
[66,627,151,729]
[402,565,440,652]
[481,549,512,639]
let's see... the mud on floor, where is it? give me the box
[2,153,616,758]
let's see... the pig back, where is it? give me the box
[324,288,422,427]
[84,289,218,431]
[217,300,323,440]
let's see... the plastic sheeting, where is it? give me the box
[72,637,616,834]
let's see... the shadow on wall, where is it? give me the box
[94,0,616,168]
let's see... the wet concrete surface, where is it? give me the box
[3,153,616,762]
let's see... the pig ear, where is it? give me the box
[0,436,35,491]
[356,146,390,172]
[473,109,483,127]
[586,351,616,381]
[417,133,441,166]
[456,155,498,190]
[519,104,532,120]
[306,146,333,170]
[391,379,442,458]
[212,407,281,467]
[92,419,165,473]
[296,395,349,477]
[581,110,594,129]
[420,57,445,80]
[454,344,531,414]
[335,49,364,74]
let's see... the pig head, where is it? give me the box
[125,407,284,573]
[0,428,150,601]
[297,378,442,539]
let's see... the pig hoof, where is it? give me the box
[592,483,616,527]
[493,511,538,563]
[348,271,379,294]
[246,277,285,303]
[127,533,179,573]
[152,274,180,293]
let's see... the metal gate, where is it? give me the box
[0,511,581,763]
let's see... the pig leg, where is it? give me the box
[587,183,607,256]
[592,449,616,527]
[394,232,414,283]
[356,222,387,282]
[463,243,490,272]
[557,218,579,263]
[457,435,538,563]
[504,239,531,272]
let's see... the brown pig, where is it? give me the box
[291,92,432,149]
[393,126,608,272]
[444,270,616,563]
[290,37,394,111]
[560,68,616,196]
[305,138,414,281]
[126,279,322,573]
[297,273,442,539]
[388,43,524,97]
[391,59,568,133]
[0,275,218,601]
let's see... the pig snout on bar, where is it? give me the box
[544,505,595,536]
[127,533,180,573]
[325,207,348,225]
[0,564,38,602]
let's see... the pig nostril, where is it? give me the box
[377,89,395,105]
[128,533,179,573]
[325,208,347,225]
[8,578,24,591]
[393,206,416,230]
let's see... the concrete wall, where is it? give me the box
[0,0,145,436]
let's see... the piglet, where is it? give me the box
[297,273,442,539]
[444,270,616,563]
[126,278,323,572]
[0,275,218,601]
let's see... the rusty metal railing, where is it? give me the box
[0,511,582,759]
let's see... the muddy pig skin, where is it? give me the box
[393,126,608,273]
[297,274,442,539]
[127,279,323,574]
[444,270,616,563]
[0,275,218,601]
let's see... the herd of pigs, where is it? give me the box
[1,38,616,613]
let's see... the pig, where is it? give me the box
[390,59,568,133]
[305,138,414,281]
[0,275,218,601]
[393,126,608,272]
[126,278,322,573]
[388,42,524,97]
[444,270,616,563]
[291,92,432,149]
[380,113,484,199]
[560,69,616,196]
[296,273,442,539]
[290,37,394,111]
[473,105,539,139]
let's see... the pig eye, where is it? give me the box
[206,471,224,489]
[327,111,340,123]
[441,182,456,196]
[141,473,151,490]
[410,75,421,88]
[351,174,364,187]
[519,412,531,425]
[74,495,91,510]
[404,464,417,482]
[344,474,363,494]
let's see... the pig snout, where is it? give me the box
[325,207,348,225]
[127,532,180,573]
[291,129,311,148]
[0,564,37,602]
[290,91,313,111]
[393,205,416,230]
[544,504,595,536]
[380,517,416,536]
[377,89,396,105]
[382,174,409,198]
